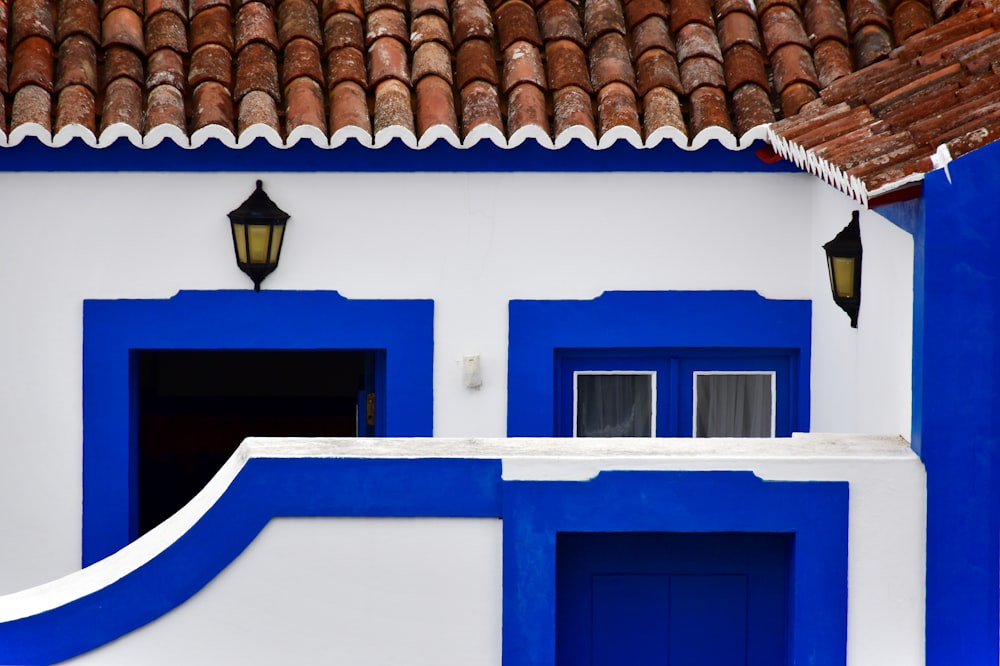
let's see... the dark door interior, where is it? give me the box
[557,532,791,666]
[134,349,375,537]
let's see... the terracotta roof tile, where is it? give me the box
[191,0,230,14]
[323,11,363,51]
[724,42,770,90]
[715,0,756,19]
[321,0,361,21]
[456,37,497,88]
[410,0,447,19]
[190,43,233,86]
[101,0,143,18]
[853,22,894,66]
[364,0,403,12]
[502,40,544,92]
[584,0,626,42]
[411,40,450,83]
[145,82,185,130]
[365,7,407,45]
[236,42,279,101]
[546,38,591,91]
[410,13,451,49]
[847,0,892,32]
[452,0,493,44]
[285,74,327,131]
[55,82,96,131]
[718,11,761,52]
[146,11,188,53]
[676,23,723,62]
[625,0,669,28]
[459,78,502,134]
[732,82,775,132]
[13,0,55,44]
[101,75,142,129]
[279,0,321,46]
[590,32,636,91]
[596,80,640,135]
[102,44,142,85]
[192,79,235,131]
[283,37,323,85]
[804,0,849,44]
[760,5,811,54]
[414,72,457,133]
[552,84,595,135]
[670,0,714,31]
[328,79,370,131]
[372,77,413,132]
[631,15,675,59]
[813,38,854,86]
[101,6,143,50]
[190,6,234,51]
[537,0,584,46]
[781,80,818,113]
[643,85,686,135]
[892,0,934,41]
[0,48,6,96]
[145,0,184,18]
[10,35,54,92]
[636,47,681,95]
[12,83,52,129]
[772,43,820,91]
[235,1,278,50]
[326,45,366,87]
[146,44,184,89]
[496,0,541,50]
[238,87,280,131]
[689,84,733,134]
[680,55,725,92]
[57,0,100,42]
[507,80,548,133]
[367,35,410,86]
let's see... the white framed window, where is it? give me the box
[574,371,657,437]
[693,371,776,438]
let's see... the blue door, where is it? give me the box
[557,532,790,666]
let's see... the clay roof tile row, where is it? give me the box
[0,0,988,155]
[769,0,1000,204]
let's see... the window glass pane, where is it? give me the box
[576,374,653,437]
[695,374,772,437]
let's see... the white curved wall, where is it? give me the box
[0,171,912,594]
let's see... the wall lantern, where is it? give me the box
[823,210,863,328]
[228,180,290,292]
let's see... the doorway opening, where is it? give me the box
[134,349,379,537]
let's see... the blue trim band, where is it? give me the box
[501,471,849,666]
[0,138,800,173]
[0,457,502,666]
[507,291,811,436]
[82,291,434,566]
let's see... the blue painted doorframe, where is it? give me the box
[914,143,1000,666]
[82,290,434,566]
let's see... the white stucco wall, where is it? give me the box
[65,517,503,666]
[53,436,925,666]
[0,171,913,594]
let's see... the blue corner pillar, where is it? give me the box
[916,144,1000,666]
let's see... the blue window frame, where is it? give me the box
[557,348,797,437]
[508,291,811,436]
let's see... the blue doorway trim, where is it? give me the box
[507,291,811,436]
[501,471,849,666]
[82,290,433,566]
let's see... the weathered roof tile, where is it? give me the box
[55,82,96,131]
[282,37,323,85]
[496,0,541,50]
[279,0,322,46]
[415,73,458,133]
[56,33,97,90]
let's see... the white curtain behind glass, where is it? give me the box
[695,374,772,437]
[576,374,653,437]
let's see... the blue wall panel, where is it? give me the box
[507,291,811,436]
[82,290,434,565]
[918,144,1000,665]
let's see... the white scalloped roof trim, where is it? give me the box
[768,127,871,207]
[0,121,773,153]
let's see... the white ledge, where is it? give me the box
[416,124,463,149]
[143,124,188,149]
[98,123,144,148]
[329,125,373,149]
[597,125,645,150]
[689,126,739,151]
[507,125,555,149]
[190,125,238,149]
[7,123,51,147]
[373,126,418,149]
[286,124,330,148]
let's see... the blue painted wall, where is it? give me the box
[507,291,811,436]
[917,144,1000,665]
[82,291,433,565]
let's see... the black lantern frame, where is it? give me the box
[823,210,863,328]
[228,180,290,292]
